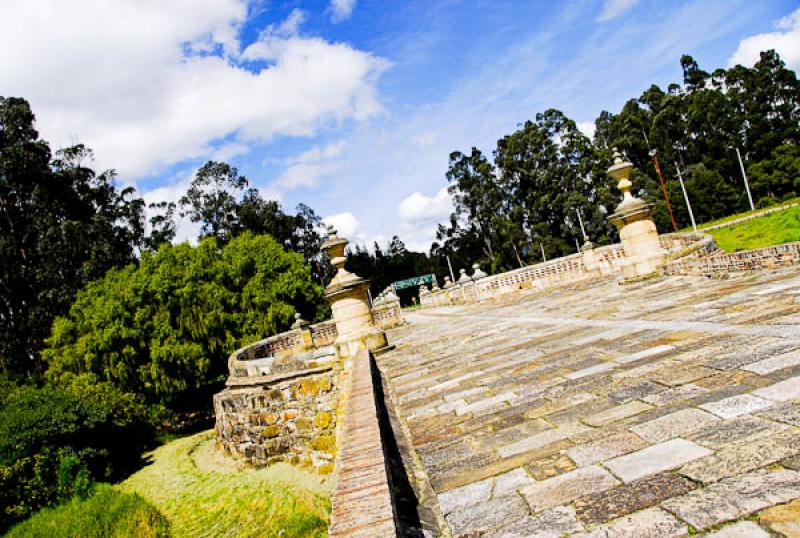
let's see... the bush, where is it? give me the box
[44,233,324,406]
[0,378,155,531]
[5,484,169,538]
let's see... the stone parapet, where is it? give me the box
[329,349,397,537]
[664,241,800,276]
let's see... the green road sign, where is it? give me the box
[393,274,435,290]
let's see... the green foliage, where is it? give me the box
[709,204,800,252]
[121,431,329,537]
[0,379,155,531]
[5,484,169,538]
[0,97,179,376]
[44,233,324,405]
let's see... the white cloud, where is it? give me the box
[0,1,385,179]
[728,7,800,71]
[330,0,357,23]
[597,0,639,22]
[275,141,346,189]
[397,187,452,222]
[324,211,361,238]
[576,121,596,140]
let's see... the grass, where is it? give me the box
[5,484,170,538]
[5,432,331,538]
[119,430,331,538]
[707,203,800,252]
[679,197,800,232]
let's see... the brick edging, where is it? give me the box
[329,349,398,537]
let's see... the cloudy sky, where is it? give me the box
[2,0,799,250]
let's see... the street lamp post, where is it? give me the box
[733,146,755,212]
[674,163,697,232]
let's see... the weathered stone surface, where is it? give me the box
[521,465,619,513]
[743,349,800,374]
[642,383,708,406]
[758,401,800,425]
[759,498,800,538]
[583,401,653,427]
[492,467,535,497]
[680,429,800,484]
[437,477,492,515]
[608,381,665,402]
[526,452,577,480]
[616,344,676,364]
[661,469,800,530]
[566,431,649,467]
[631,408,720,443]
[574,472,697,525]
[445,494,530,537]
[571,507,687,538]
[701,521,770,537]
[687,415,789,449]
[489,506,584,538]
[497,422,588,458]
[699,394,773,419]
[567,361,618,380]
[753,375,800,401]
[605,438,712,483]
[653,366,715,387]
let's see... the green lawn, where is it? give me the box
[6,431,331,538]
[5,485,170,538]
[679,198,799,232]
[708,204,800,252]
[120,431,331,538]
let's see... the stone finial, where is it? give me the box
[471,263,488,280]
[443,276,453,289]
[458,268,472,284]
[608,148,636,208]
[431,279,441,291]
[290,312,309,329]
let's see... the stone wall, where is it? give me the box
[214,366,340,471]
[214,302,403,470]
[664,241,800,276]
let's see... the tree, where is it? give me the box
[180,161,247,242]
[0,97,148,375]
[43,233,324,405]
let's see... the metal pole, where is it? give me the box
[446,255,456,284]
[575,237,581,252]
[675,163,697,232]
[735,147,755,211]
[575,208,587,240]
[540,243,547,262]
[651,151,678,231]
[367,287,373,308]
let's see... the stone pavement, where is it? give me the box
[377,269,800,537]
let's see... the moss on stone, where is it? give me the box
[295,417,313,432]
[262,425,280,438]
[314,411,332,429]
[310,433,336,452]
[318,376,332,391]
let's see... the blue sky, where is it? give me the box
[2,0,799,250]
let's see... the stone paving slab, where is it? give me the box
[605,438,712,483]
[570,507,687,538]
[699,394,774,419]
[521,465,619,513]
[376,269,800,537]
[630,408,720,443]
[661,468,800,530]
[700,521,770,537]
